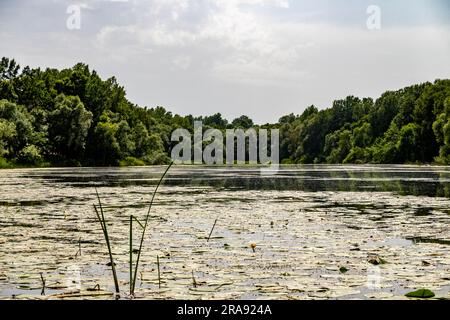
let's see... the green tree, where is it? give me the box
[231,115,254,129]
[0,99,34,154]
[0,58,20,80]
[48,94,93,161]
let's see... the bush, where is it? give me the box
[0,157,12,168]
[16,145,43,165]
[143,152,172,165]
[119,156,145,167]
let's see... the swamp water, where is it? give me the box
[0,165,450,300]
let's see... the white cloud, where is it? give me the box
[95,0,299,84]
[172,56,191,70]
[0,0,449,123]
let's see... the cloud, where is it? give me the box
[95,0,300,84]
[0,0,449,123]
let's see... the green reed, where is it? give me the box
[131,162,173,293]
[94,162,173,297]
[94,188,120,295]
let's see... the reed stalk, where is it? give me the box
[157,255,161,289]
[40,273,46,296]
[129,215,133,295]
[207,219,218,242]
[94,163,172,296]
[94,188,120,295]
[192,270,197,288]
[131,162,173,293]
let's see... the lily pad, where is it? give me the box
[405,289,435,299]
[339,267,349,274]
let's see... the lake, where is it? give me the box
[1,165,450,300]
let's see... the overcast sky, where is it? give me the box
[0,0,449,123]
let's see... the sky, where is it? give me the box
[0,0,449,123]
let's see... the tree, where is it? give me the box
[231,115,254,129]
[92,120,121,166]
[1,57,450,167]
[352,122,372,148]
[433,97,450,163]
[0,58,20,80]
[0,99,34,155]
[0,119,16,157]
[203,113,228,129]
[396,123,420,163]
[48,94,93,161]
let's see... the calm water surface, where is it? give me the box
[1,165,450,300]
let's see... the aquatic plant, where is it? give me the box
[207,219,218,242]
[94,162,173,297]
[405,289,435,299]
[130,162,173,294]
[94,189,120,295]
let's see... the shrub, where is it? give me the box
[16,145,43,165]
[0,157,11,168]
[119,156,145,167]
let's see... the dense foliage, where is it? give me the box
[0,57,449,167]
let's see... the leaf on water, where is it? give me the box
[339,267,349,274]
[421,260,432,266]
[405,289,435,299]
[368,255,387,265]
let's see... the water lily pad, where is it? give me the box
[405,289,435,299]
[339,267,349,274]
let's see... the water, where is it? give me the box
[0,165,450,300]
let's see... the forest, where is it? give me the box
[1,57,449,167]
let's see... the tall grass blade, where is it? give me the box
[157,255,161,289]
[207,219,218,242]
[129,215,133,295]
[131,162,173,292]
[94,188,120,295]
[40,273,46,296]
[192,270,197,288]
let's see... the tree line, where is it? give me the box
[1,57,449,167]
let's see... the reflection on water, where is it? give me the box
[14,164,450,197]
[0,165,450,300]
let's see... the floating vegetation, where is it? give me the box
[367,255,387,265]
[2,166,450,300]
[339,267,349,274]
[405,289,436,299]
